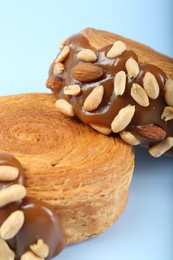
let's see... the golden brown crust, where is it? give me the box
[0,93,134,243]
[80,28,173,79]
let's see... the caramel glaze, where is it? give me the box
[47,34,173,156]
[0,152,65,259]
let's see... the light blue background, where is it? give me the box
[0,1,172,260]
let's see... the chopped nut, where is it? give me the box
[77,49,97,62]
[90,124,112,135]
[64,84,81,96]
[131,83,149,107]
[21,251,44,260]
[0,165,19,181]
[0,184,27,207]
[30,239,49,258]
[107,41,127,58]
[55,99,74,117]
[55,46,70,63]
[111,105,135,133]
[165,79,173,107]
[59,39,66,50]
[0,210,25,240]
[120,131,140,145]
[0,237,15,260]
[161,106,173,121]
[84,85,104,112]
[125,58,139,79]
[149,137,173,157]
[143,72,160,99]
[53,62,65,75]
[114,71,126,95]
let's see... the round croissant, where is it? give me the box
[0,93,134,244]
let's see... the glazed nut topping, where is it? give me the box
[55,46,70,63]
[30,239,49,258]
[21,251,44,260]
[0,210,25,240]
[107,41,127,58]
[55,99,74,117]
[161,106,173,121]
[0,237,15,260]
[77,49,97,62]
[114,71,126,95]
[0,165,19,181]
[84,85,104,112]
[143,72,160,99]
[120,131,140,145]
[138,125,166,141]
[111,105,135,133]
[53,62,65,76]
[149,137,173,157]
[0,184,27,207]
[90,124,112,135]
[131,83,149,107]
[125,58,139,79]
[64,84,81,96]
[165,79,173,107]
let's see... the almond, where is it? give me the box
[71,63,103,82]
[138,125,166,141]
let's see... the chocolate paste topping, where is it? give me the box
[47,34,173,156]
[0,152,65,259]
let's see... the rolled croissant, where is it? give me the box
[0,93,134,244]
[46,28,173,157]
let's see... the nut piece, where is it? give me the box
[138,125,166,141]
[111,105,135,133]
[0,165,19,181]
[0,184,27,207]
[21,251,44,260]
[125,58,139,79]
[149,137,173,157]
[90,124,112,135]
[0,210,25,240]
[71,63,103,82]
[114,71,126,95]
[161,106,173,121]
[120,131,140,145]
[143,72,160,99]
[77,49,97,62]
[30,239,49,258]
[64,84,81,96]
[0,237,15,260]
[55,99,74,117]
[165,79,173,107]
[55,46,70,63]
[53,62,65,75]
[107,41,127,58]
[131,83,149,107]
[59,39,66,50]
[84,85,104,112]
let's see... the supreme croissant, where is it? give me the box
[46,28,173,157]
